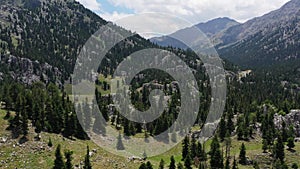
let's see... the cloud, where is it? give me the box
[107,0,290,23]
[76,0,101,11]
[76,0,290,38]
[101,11,133,22]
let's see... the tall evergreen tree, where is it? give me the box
[177,162,184,169]
[184,154,192,169]
[209,136,223,169]
[53,144,65,169]
[287,137,295,150]
[182,136,190,160]
[169,156,176,169]
[219,118,226,141]
[159,159,165,169]
[65,150,73,169]
[116,133,125,150]
[239,143,247,165]
[274,134,285,162]
[232,157,238,169]
[190,137,197,159]
[83,146,92,169]
[146,161,153,169]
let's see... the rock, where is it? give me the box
[274,109,300,137]
[0,137,7,143]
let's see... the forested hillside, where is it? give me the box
[0,0,300,169]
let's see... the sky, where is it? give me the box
[76,0,291,38]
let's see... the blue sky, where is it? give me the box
[76,0,290,38]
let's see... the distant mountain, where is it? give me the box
[218,0,300,67]
[150,17,240,49]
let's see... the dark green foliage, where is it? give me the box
[139,163,147,169]
[225,157,230,169]
[274,134,285,162]
[65,150,73,169]
[287,137,295,150]
[83,146,92,169]
[159,159,165,169]
[253,161,259,169]
[239,143,246,165]
[262,139,268,153]
[146,161,153,169]
[48,137,53,147]
[219,118,226,141]
[182,136,190,160]
[292,163,299,169]
[169,156,176,169]
[190,137,197,159]
[232,157,238,169]
[177,162,184,169]
[53,144,65,169]
[209,136,223,169]
[116,133,125,150]
[184,154,192,169]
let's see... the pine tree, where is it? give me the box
[253,161,259,169]
[219,118,226,141]
[281,121,288,142]
[65,150,73,169]
[159,159,165,169]
[116,133,125,150]
[53,144,65,169]
[184,154,192,169]
[83,146,92,169]
[287,137,295,150]
[292,163,299,169]
[182,136,190,160]
[209,136,223,169]
[274,134,285,162]
[225,157,230,169]
[48,137,53,147]
[4,110,10,119]
[169,156,176,169]
[177,162,184,169]
[262,139,268,153]
[237,122,244,140]
[139,163,147,169]
[239,143,247,165]
[190,137,197,159]
[146,161,153,169]
[232,157,238,169]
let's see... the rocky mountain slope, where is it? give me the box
[150,17,240,49]
[218,0,300,67]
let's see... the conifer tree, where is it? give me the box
[232,157,238,169]
[53,144,65,169]
[274,134,285,162]
[116,133,125,150]
[287,137,295,150]
[65,150,73,169]
[159,159,165,169]
[209,136,223,169]
[169,156,176,169]
[83,146,92,169]
[182,136,190,160]
[239,143,247,165]
[184,154,192,169]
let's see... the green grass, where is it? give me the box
[1,108,300,169]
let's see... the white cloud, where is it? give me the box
[76,0,101,11]
[76,0,291,38]
[107,0,290,23]
[101,11,133,22]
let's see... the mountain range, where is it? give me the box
[151,0,300,68]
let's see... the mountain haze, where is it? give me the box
[150,17,240,49]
